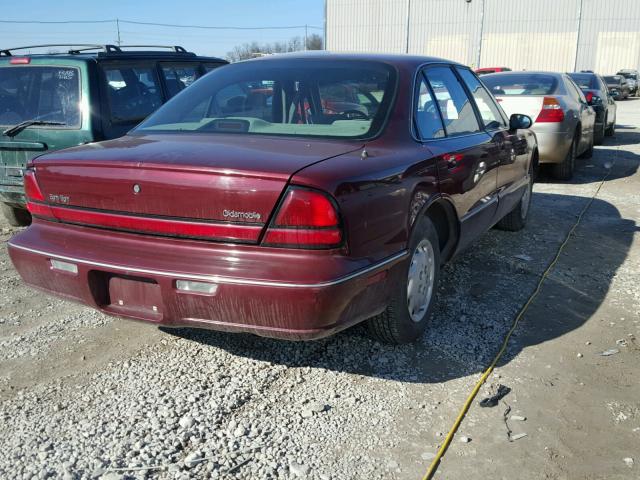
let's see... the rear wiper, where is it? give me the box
[2,120,66,138]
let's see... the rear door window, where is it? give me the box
[424,66,481,136]
[160,63,200,98]
[0,66,81,128]
[101,63,163,123]
[456,67,507,130]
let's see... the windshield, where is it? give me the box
[135,59,396,139]
[0,65,81,128]
[568,73,597,90]
[482,73,559,96]
[618,72,637,80]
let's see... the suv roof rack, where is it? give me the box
[0,44,191,56]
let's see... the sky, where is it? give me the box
[0,0,325,59]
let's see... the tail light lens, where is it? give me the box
[24,169,55,219]
[584,91,594,103]
[536,97,565,123]
[263,187,343,249]
[10,57,31,65]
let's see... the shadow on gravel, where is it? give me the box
[164,186,636,385]
[537,129,640,184]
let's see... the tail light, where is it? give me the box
[536,97,565,123]
[23,169,55,219]
[262,186,343,249]
[584,91,594,103]
[10,57,31,65]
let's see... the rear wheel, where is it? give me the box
[367,215,441,344]
[580,133,594,159]
[1,203,31,227]
[595,117,606,145]
[605,117,615,137]
[551,134,577,180]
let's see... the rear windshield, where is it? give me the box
[134,60,396,139]
[482,73,559,96]
[604,75,622,84]
[568,73,597,90]
[0,65,81,128]
[617,72,637,80]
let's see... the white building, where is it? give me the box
[325,0,640,73]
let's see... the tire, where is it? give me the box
[580,133,594,159]
[595,117,605,145]
[496,162,533,232]
[1,203,31,227]
[367,215,441,344]
[551,134,577,181]
[605,117,615,137]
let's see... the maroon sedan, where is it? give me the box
[8,53,537,344]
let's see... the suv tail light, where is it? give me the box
[262,187,343,249]
[536,97,565,123]
[584,91,594,103]
[24,169,55,219]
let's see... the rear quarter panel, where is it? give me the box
[291,138,440,261]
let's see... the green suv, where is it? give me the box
[0,44,227,225]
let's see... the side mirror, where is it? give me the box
[509,113,532,130]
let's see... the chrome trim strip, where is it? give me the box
[459,195,498,223]
[8,242,408,289]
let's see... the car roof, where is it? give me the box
[482,70,564,77]
[0,44,226,64]
[238,51,464,69]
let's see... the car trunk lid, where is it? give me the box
[30,134,361,243]
[494,96,547,122]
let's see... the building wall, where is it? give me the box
[325,0,640,73]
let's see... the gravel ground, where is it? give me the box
[0,101,638,480]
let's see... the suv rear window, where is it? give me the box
[482,73,558,96]
[135,60,396,139]
[0,66,81,128]
[101,64,163,123]
[160,63,200,97]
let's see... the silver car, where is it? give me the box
[482,72,596,180]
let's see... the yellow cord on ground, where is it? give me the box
[422,157,616,480]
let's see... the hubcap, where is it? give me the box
[406,239,436,323]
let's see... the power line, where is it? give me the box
[0,18,323,31]
[120,19,322,30]
[0,19,116,24]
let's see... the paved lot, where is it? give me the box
[0,100,638,480]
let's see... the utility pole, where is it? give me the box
[116,18,122,46]
[574,0,583,71]
[305,24,308,50]
[405,0,411,53]
[476,0,485,68]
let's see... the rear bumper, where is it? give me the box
[0,182,26,208]
[8,220,407,340]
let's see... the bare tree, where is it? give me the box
[305,33,323,51]
[226,34,324,62]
